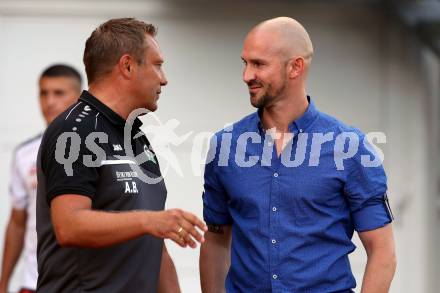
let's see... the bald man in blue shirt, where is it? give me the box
[200,17,396,293]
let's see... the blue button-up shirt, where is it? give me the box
[202,97,393,293]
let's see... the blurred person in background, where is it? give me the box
[200,17,396,293]
[36,18,207,293]
[0,64,82,293]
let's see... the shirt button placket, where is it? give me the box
[270,171,280,287]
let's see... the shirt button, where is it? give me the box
[272,207,277,212]
[271,239,277,244]
[272,274,278,280]
[299,129,303,133]
[273,173,278,178]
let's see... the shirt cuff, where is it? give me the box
[203,204,233,225]
[352,200,393,232]
[10,195,28,210]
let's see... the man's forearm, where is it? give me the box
[200,226,232,293]
[158,245,181,293]
[360,252,396,293]
[359,224,396,293]
[52,195,207,249]
[53,209,158,248]
[0,216,26,291]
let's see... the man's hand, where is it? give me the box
[146,209,207,248]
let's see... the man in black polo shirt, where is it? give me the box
[36,18,207,293]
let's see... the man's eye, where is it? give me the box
[54,90,65,96]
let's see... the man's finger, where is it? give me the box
[181,211,208,232]
[179,218,205,243]
[169,232,186,248]
[179,228,197,248]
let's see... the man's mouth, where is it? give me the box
[249,86,262,92]
[248,82,262,91]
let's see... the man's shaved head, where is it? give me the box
[241,17,313,109]
[247,17,313,64]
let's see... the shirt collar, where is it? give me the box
[79,90,142,130]
[290,95,318,133]
[256,95,319,134]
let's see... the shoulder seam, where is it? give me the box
[65,102,83,120]
[14,133,42,152]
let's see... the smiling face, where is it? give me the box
[241,31,289,109]
[132,35,168,112]
[241,18,314,110]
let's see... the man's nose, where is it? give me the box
[160,73,168,86]
[243,66,255,84]
[46,94,57,106]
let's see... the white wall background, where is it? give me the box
[0,1,438,292]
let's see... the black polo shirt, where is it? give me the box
[36,90,167,293]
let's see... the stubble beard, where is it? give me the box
[250,80,287,110]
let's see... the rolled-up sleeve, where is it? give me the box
[202,134,232,225]
[344,134,393,232]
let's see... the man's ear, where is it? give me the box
[118,54,135,79]
[287,57,305,79]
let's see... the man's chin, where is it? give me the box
[146,103,158,112]
[44,114,56,125]
[250,95,263,108]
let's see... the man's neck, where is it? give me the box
[261,92,309,133]
[260,91,309,157]
[88,81,133,120]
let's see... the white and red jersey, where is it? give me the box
[9,134,41,290]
